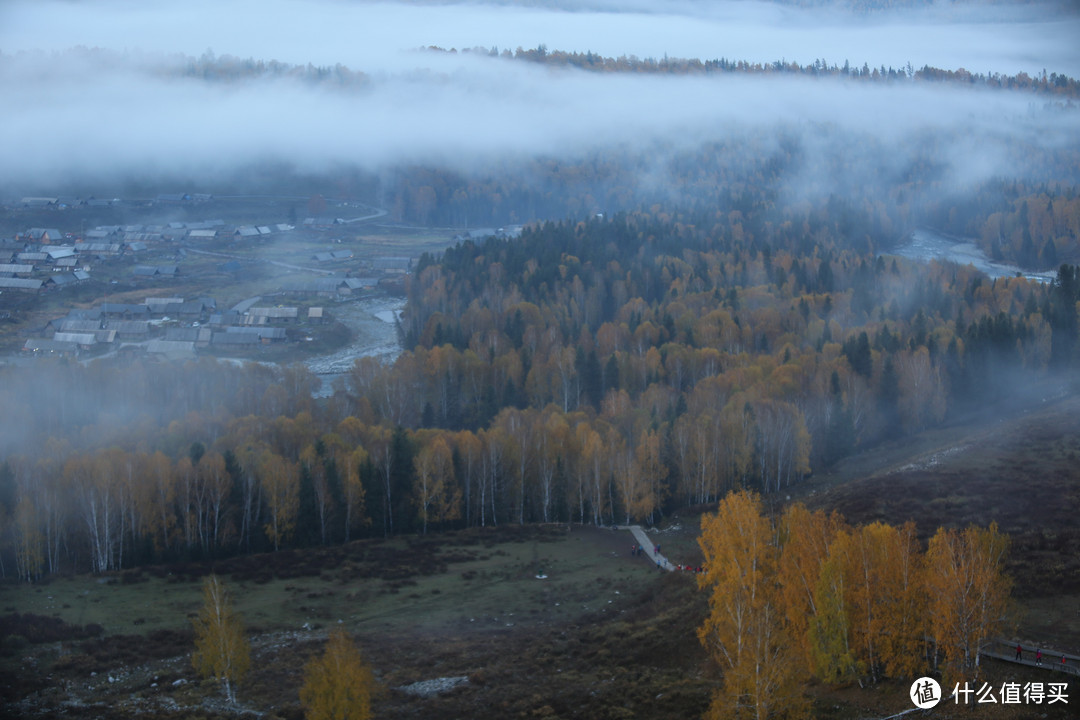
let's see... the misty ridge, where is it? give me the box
[1,0,1078,204]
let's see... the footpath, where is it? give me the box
[626,525,677,571]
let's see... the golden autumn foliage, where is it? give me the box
[700,493,1012,705]
[697,490,809,720]
[192,574,250,705]
[777,504,843,674]
[300,629,377,720]
[925,523,1012,684]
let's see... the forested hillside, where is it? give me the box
[2,201,1077,578]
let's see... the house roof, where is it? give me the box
[60,320,103,333]
[209,310,243,325]
[211,332,260,345]
[0,264,33,274]
[80,242,122,253]
[46,247,77,259]
[26,228,64,240]
[225,326,287,339]
[248,306,298,319]
[53,332,96,345]
[164,301,207,315]
[23,338,77,353]
[104,320,150,334]
[0,277,43,290]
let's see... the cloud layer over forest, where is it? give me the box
[1,0,1077,194]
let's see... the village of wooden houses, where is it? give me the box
[0,193,438,365]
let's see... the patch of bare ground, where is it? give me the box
[0,525,714,720]
[800,389,1080,658]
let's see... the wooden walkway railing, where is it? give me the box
[981,639,1080,675]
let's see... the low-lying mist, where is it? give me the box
[1,46,1077,203]
[1,0,1078,199]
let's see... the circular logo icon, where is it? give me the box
[910,677,941,709]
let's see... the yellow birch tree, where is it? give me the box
[192,574,250,705]
[300,629,377,720]
[697,490,808,720]
[925,523,1012,684]
[777,504,845,673]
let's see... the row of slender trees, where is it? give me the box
[697,491,1012,720]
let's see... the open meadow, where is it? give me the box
[4,397,1080,720]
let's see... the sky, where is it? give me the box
[0,0,1077,192]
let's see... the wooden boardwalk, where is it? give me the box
[982,640,1080,675]
[627,525,676,571]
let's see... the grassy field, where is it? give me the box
[2,389,1079,719]
[0,524,713,719]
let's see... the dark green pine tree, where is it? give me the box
[581,349,604,409]
[878,357,901,437]
[297,463,319,547]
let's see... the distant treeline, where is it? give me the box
[87,42,1078,100]
[430,45,1080,99]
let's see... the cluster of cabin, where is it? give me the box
[0,229,111,292]
[22,297,327,360]
[0,216,302,293]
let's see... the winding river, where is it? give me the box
[892,228,1057,284]
[304,294,405,397]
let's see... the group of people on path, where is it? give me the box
[629,542,705,573]
[1015,644,1069,669]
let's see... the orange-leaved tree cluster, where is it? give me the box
[698,491,1012,718]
